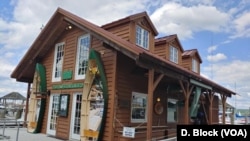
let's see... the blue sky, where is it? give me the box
[0,0,250,109]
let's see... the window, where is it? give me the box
[192,58,198,73]
[167,98,177,123]
[75,34,90,80]
[169,46,178,63]
[131,92,147,123]
[136,25,149,49]
[52,42,64,82]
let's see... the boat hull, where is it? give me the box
[27,63,47,133]
[80,49,108,141]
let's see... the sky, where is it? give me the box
[0,0,249,109]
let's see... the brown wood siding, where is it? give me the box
[154,44,167,59]
[39,27,86,139]
[91,38,117,141]
[113,53,170,140]
[182,55,201,74]
[103,23,130,41]
[193,55,201,74]
[181,57,192,71]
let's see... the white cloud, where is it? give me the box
[150,2,230,39]
[203,60,250,109]
[207,45,217,53]
[207,53,227,62]
[230,12,250,39]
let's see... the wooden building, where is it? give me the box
[11,8,235,141]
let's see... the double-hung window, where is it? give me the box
[52,42,64,82]
[192,58,198,73]
[136,25,149,50]
[75,34,90,80]
[131,92,147,123]
[169,46,178,64]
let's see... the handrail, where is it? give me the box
[0,119,26,141]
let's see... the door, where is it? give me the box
[70,93,82,140]
[47,94,60,135]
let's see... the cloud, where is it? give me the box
[207,53,227,62]
[150,2,230,40]
[203,60,250,108]
[207,45,217,53]
[230,12,250,39]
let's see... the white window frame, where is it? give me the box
[192,58,198,73]
[52,42,64,82]
[131,92,147,123]
[169,46,178,64]
[136,25,149,50]
[75,34,90,80]
[167,98,178,123]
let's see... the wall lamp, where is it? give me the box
[65,24,72,30]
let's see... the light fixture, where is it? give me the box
[65,24,72,30]
[157,97,161,102]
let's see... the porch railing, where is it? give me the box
[0,119,24,141]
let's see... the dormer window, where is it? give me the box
[192,58,198,73]
[170,46,178,64]
[136,25,149,49]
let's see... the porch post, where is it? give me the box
[179,80,194,124]
[220,94,227,124]
[147,69,154,140]
[207,90,215,124]
[24,83,31,127]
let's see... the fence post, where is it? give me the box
[16,121,20,141]
[3,119,6,137]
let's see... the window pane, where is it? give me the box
[75,35,90,80]
[136,26,149,49]
[167,98,177,123]
[170,46,178,64]
[131,92,147,123]
[52,43,64,82]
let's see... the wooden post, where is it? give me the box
[24,83,31,127]
[207,90,215,124]
[179,80,194,124]
[220,94,227,124]
[146,69,154,140]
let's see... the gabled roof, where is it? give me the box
[11,7,235,96]
[155,34,184,52]
[182,49,203,63]
[101,11,158,36]
[0,92,26,100]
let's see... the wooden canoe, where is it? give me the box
[27,63,47,133]
[80,49,108,141]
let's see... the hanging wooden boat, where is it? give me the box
[27,63,47,133]
[80,49,108,141]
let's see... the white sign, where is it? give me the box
[122,127,135,138]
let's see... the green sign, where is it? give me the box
[63,70,72,80]
[52,83,83,90]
